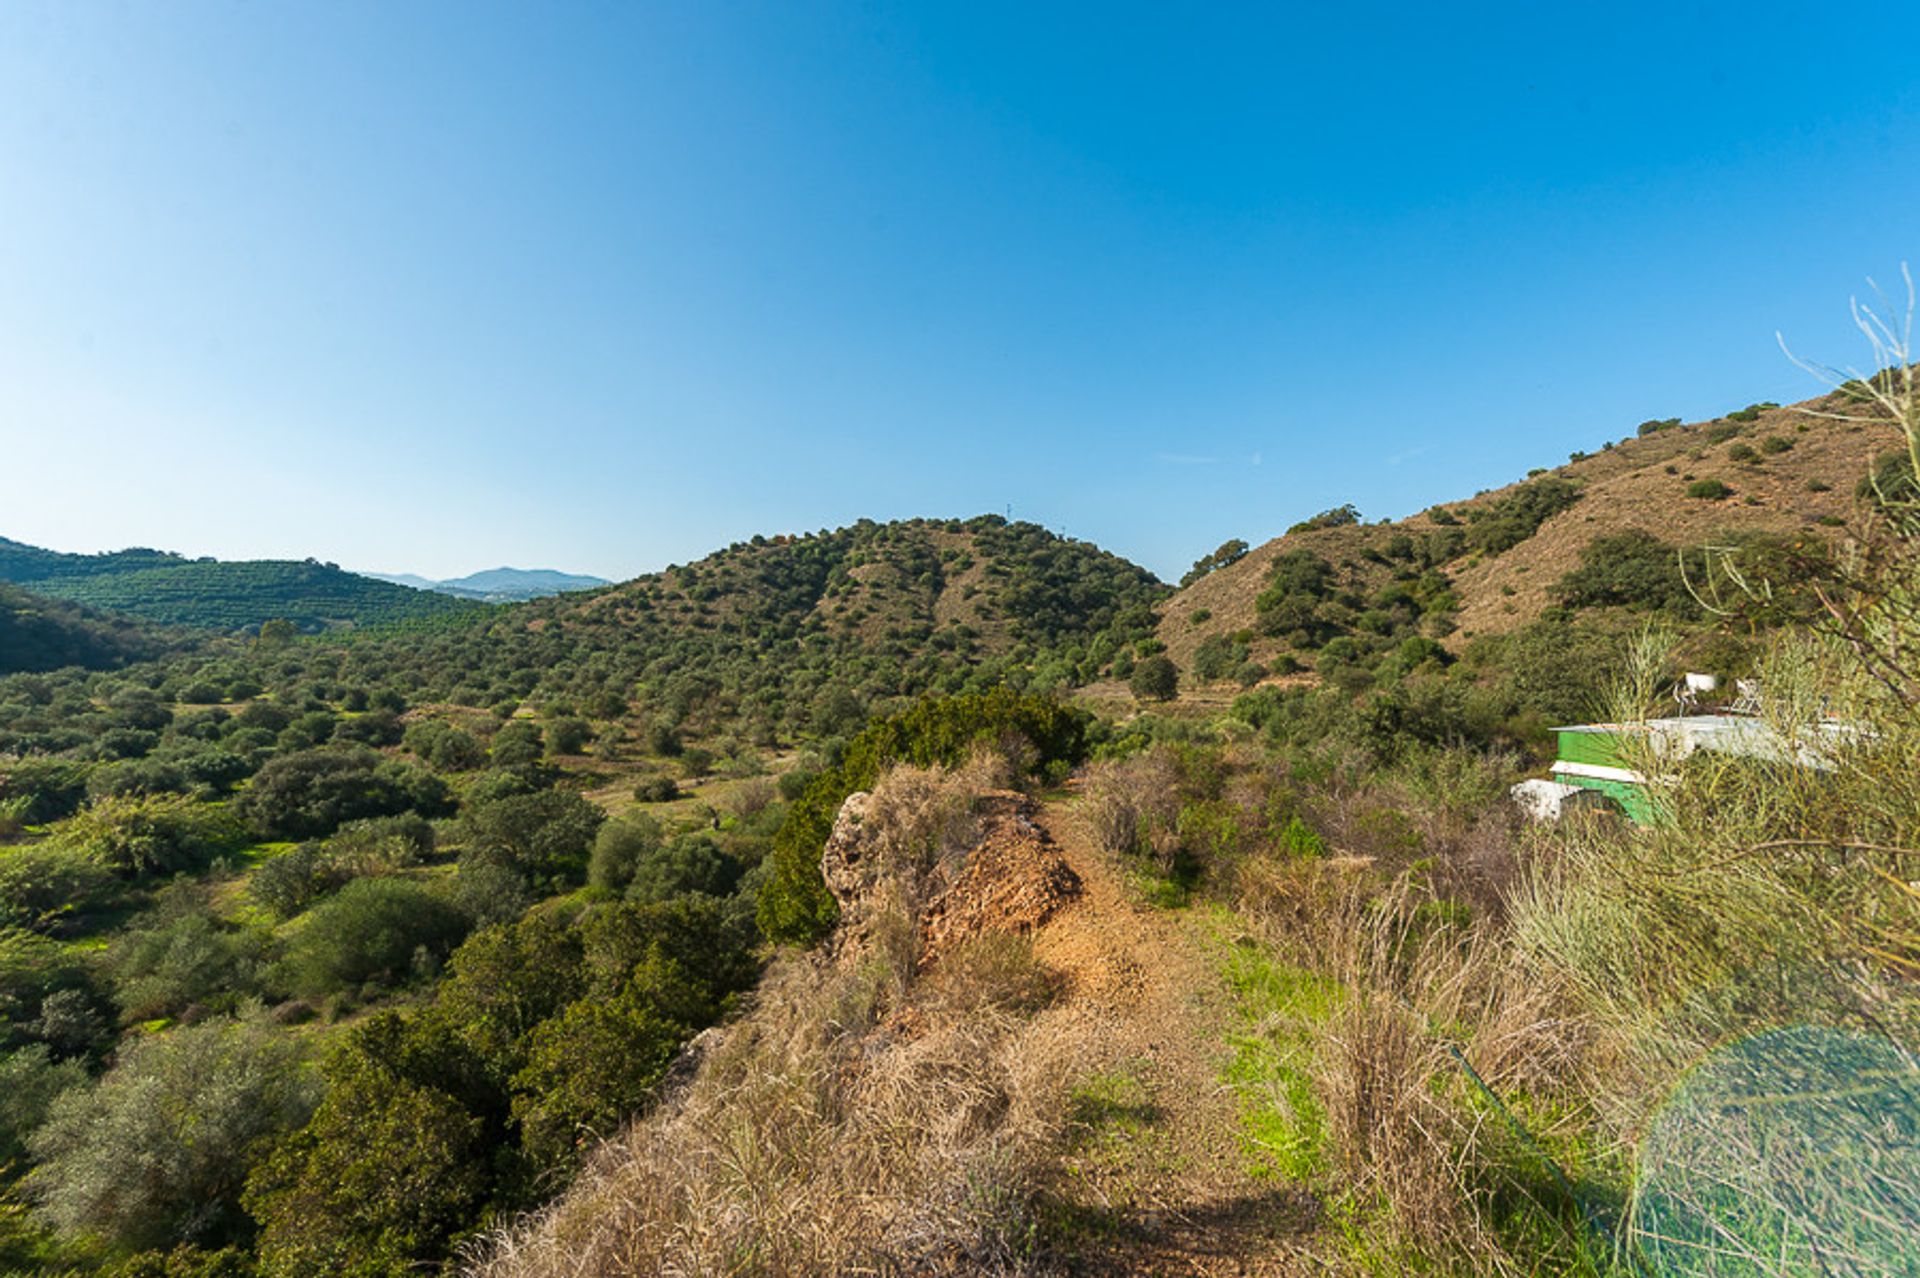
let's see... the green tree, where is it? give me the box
[588,814,662,893]
[1129,653,1179,702]
[488,720,544,767]
[459,790,604,889]
[239,748,450,841]
[244,1013,494,1278]
[60,792,247,877]
[276,879,469,999]
[29,1016,316,1252]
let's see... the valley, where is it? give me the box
[0,385,1914,1276]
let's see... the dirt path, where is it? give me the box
[1022,797,1319,1276]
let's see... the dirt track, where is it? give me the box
[1022,797,1319,1276]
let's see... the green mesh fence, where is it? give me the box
[1629,1025,1920,1277]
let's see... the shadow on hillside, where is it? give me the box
[1040,1185,1321,1273]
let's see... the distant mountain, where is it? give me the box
[367,571,441,592]
[368,567,612,603]
[0,536,482,633]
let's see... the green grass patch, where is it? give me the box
[1207,913,1342,1183]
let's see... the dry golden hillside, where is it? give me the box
[1158,389,1903,681]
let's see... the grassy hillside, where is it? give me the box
[1158,389,1903,689]
[0,537,484,633]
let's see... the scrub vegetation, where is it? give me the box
[0,358,1915,1275]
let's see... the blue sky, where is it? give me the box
[3,2,1918,583]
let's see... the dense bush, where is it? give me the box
[624,832,743,903]
[0,760,89,826]
[59,793,247,877]
[28,1016,316,1251]
[1686,478,1732,500]
[240,748,450,840]
[275,879,470,999]
[248,895,759,1274]
[1129,653,1179,702]
[588,815,663,894]
[104,903,267,1022]
[1460,476,1581,555]
[0,845,115,932]
[1192,633,1250,683]
[1554,530,1702,614]
[1287,504,1361,535]
[1178,538,1250,587]
[460,790,604,890]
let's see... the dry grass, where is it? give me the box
[1232,853,1590,1275]
[464,762,1082,1278]
[1081,753,1181,870]
[1156,390,1903,679]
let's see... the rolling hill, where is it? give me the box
[0,536,485,633]
[1155,388,1904,687]
[355,515,1169,742]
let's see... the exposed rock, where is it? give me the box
[919,791,1081,966]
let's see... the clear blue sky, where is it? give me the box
[3,2,1918,583]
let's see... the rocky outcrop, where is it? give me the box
[819,784,1081,969]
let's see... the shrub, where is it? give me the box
[588,814,663,893]
[87,758,189,800]
[489,720,545,767]
[0,1045,86,1164]
[1192,634,1248,683]
[1761,435,1794,455]
[1856,449,1919,507]
[1288,504,1361,535]
[240,748,451,840]
[0,929,85,1037]
[248,845,344,920]
[1686,478,1732,500]
[60,793,247,877]
[1555,529,1701,614]
[1278,814,1328,858]
[0,760,88,826]
[243,1011,496,1277]
[104,905,267,1023]
[1129,654,1179,702]
[1726,442,1759,464]
[29,1016,317,1252]
[625,833,743,904]
[276,879,470,998]
[545,717,592,756]
[460,790,604,889]
[0,844,115,932]
[1178,539,1251,587]
[630,774,679,803]
[1461,477,1581,555]
[404,720,487,772]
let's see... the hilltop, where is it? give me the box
[1156,388,1903,689]
[391,514,1170,739]
[0,536,484,633]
